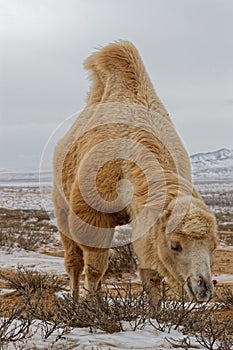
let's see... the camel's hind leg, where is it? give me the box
[82,246,109,294]
[60,232,84,299]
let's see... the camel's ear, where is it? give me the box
[161,202,187,235]
[163,196,193,235]
[181,208,217,238]
[162,202,217,238]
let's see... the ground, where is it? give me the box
[0,180,232,349]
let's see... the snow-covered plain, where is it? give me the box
[0,248,65,274]
[1,148,233,211]
[0,150,232,349]
[0,244,208,350]
[3,322,201,350]
[0,242,230,349]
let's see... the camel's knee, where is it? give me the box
[68,265,84,299]
[65,259,84,300]
[140,268,161,286]
[140,268,162,306]
[83,248,109,293]
[61,234,84,271]
[85,265,104,285]
[64,253,84,275]
[60,234,84,299]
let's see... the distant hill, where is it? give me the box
[0,149,232,186]
[191,148,233,163]
[191,148,233,182]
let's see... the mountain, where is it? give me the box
[191,148,233,182]
[0,149,232,186]
[191,148,233,163]
[0,170,53,187]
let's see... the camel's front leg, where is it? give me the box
[60,232,84,299]
[82,247,109,294]
[139,268,162,307]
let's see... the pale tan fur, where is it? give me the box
[53,41,217,302]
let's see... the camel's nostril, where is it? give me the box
[197,278,203,286]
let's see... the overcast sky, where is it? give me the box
[1,0,233,170]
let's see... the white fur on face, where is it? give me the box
[161,238,214,302]
[182,241,214,301]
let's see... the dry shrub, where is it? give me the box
[0,266,65,294]
[0,272,232,349]
[0,302,34,347]
[0,231,14,250]
[146,283,233,349]
[37,282,150,334]
[194,316,232,350]
[0,208,58,252]
[0,228,55,252]
[106,244,138,275]
[216,286,233,306]
[165,336,198,349]
[26,280,233,347]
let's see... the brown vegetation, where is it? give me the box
[0,267,232,349]
[0,205,232,349]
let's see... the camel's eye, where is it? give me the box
[171,242,182,252]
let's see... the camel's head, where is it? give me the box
[158,198,218,302]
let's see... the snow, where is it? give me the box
[213,274,233,284]
[0,153,232,349]
[191,148,233,182]
[52,325,198,350]
[0,244,231,349]
[191,148,233,162]
[0,289,14,295]
[0,248,65,274]
[0,245,205,350]
[2,321,201,350]
[0,186,53,211]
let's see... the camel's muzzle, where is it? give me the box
[186,275,214,302]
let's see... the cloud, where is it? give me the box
[225,99,233,105]
[1,0,233,169]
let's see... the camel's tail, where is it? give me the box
[84,41,169,117]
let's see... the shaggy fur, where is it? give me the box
[53,41,217,302]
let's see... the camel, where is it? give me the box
[53,41,218,304]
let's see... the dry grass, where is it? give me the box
[0,208,58,252]
[107,243,138,276]
[0,266,66,294]
[0,266,232,349]
[0,207,232,349]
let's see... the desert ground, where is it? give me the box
[0,179,232,349]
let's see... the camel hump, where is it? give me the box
[84,41,170,120]
[84,40,144,83]
[84,41,159,107]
